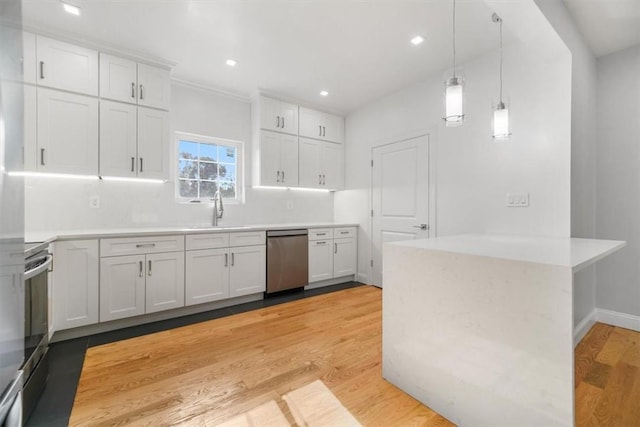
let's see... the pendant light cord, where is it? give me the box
[452,0,456,77]
[499,17,503,104]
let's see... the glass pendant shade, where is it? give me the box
[444,76,464,127]
[492,102,510,139]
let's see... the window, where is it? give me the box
[176,133,243,203]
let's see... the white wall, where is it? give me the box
[25,83,334,233]
[533,0,599,330]
[335,34,572,283]
[595,45,640,318]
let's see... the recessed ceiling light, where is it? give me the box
[61,1,81,16]
[226,59,237,67]
[320,90,329,97]
[410,35,424,45]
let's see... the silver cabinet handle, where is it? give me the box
[40,148,45,166]
[413,224,429,230]
[148,260,152,276]
[39,61,45,79]
[282,171,285,182]
[136,243,156,248]
[282,117,285,128]
[323,126,326,137]
[276,116,280,128]
[225,253,228,267]
[131,157,135,172]
[334,243,338,254]
[340,231,349,235]
[231,252,235,266]
[316,233,326,236]
[139,84,144,100]
[139,158,143,173]
[139,261,143,277]
[319,125,322,136]
[131,82,136,98]
[276,170,281,183]
[318,174,322,185]
[316,241,326,245]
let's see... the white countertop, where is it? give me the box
[25,222,358,243]
[389,234,625,272]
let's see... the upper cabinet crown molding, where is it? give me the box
[36,35,99,96]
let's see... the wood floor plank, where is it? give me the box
[70,286,640,426]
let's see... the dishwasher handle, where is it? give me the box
[267,229,308,237]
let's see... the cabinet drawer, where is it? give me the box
[333,227,356,239]
[309,228,333,240]
[186,233,230,250]
[229,231,266,247]
[101,235,185,257]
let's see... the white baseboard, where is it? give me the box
[597,308,640,332]
[574,309,597,347]
[304,275,355,290]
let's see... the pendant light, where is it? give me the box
[443,0,464,127]
[492,13,511,139]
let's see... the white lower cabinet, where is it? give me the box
[229,245,266,297]
[308,227,357,283]
[333,238,357,277]
[52,240,99,331]
[185,248,229,306]
[100,250,184,322]
[308,240,333,282]
[100,255,146,322]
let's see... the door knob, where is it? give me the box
[413,224,429,230]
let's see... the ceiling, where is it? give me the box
[21,0,506,114]
[563,0,640,57]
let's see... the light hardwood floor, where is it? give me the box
[70,286,640,426]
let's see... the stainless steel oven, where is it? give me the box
[22,243,52,421]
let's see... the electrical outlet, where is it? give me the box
[506,192,529,207]
[89,195,100,209]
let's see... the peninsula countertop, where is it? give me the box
[388,234,625,272]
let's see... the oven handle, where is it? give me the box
[24,255,53,280]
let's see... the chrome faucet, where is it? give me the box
[212,189,224,226]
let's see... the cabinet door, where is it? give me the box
[99,54,137,104]
[23,32,37,84]
[229,245,266,297]
[100,255,146,322]
[322,142,344,190]
[145,252,185,313]
[36,36,98,96]
[137,64,171,110]
[333,238,357,277]
[279,101,299,135]
[23,85,37,171]
[308,240,333,282]
[100,100,138,177]
[52,240,99,331]
[321,113,344,144]
[280,133,299,187]
[137,107,169,180]
[37,88,99,175]
[259,130,282,186]
[185,248,229,306]
[299,107,323,140]
[298,137,322,188]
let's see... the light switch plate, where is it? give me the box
[506,192,529,207]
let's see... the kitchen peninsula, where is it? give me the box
[382,234,625,427]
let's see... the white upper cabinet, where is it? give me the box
[137,107,169,180]
[100,55,170,110]
[37,88,99,175]
[259,130,298,187]
[23,85,37,171]
[22,32,37,84]
[299,107,344,144]
[36,35,99,96]
[299,137,343,190]
[100,100,138,177]
[99,54,138,104]
[259,95,298,135]
[137,63,171,110]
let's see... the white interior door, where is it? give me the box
[371,135,429,287]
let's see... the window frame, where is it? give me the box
[174,132,244,204]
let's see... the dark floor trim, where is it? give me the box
[26,281,366,427]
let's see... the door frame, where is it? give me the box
[367,129,438,286]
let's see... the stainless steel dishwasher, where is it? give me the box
[266,229,308,294]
